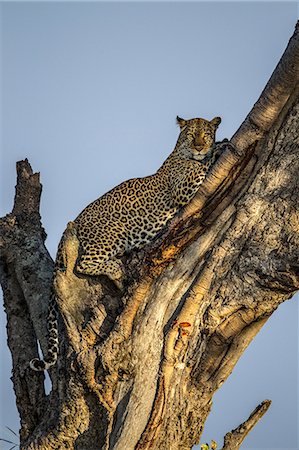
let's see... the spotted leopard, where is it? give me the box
[30,115,222,371]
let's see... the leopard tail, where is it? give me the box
[29,291,59,371]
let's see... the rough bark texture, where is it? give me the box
[0,22,298,450]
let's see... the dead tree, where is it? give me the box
[0,22,298,450]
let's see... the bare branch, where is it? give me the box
[0,160,53,439]
[221,400,272,450]
[232,21,299,151]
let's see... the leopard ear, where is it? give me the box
[210,116,222,128]
[176,116,187,129]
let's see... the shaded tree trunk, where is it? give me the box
[0,22,298,450]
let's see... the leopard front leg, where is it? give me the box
[170,160,208,207]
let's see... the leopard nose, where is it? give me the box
[195,135,205,146]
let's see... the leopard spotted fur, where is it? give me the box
[30,116,222,371]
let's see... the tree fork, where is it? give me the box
[0,22,298,450]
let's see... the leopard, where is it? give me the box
[30,115,222,371]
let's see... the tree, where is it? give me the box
[0,22,298,450]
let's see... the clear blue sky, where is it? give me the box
[0,2,298,449]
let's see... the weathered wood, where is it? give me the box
[221,400,272,450]
[0,22,298,450]
[0,161,52,441]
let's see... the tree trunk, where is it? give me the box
[0,22,298,450]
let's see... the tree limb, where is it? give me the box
[221,400,272,450]
[232,20,299,151]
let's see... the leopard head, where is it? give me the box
[176,116,221,160]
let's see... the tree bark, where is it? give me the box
[0,22,298,450]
